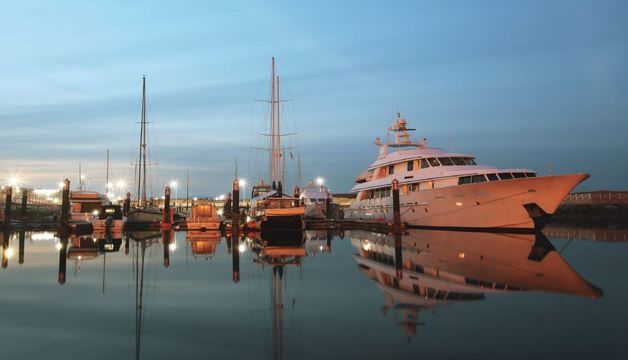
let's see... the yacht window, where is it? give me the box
[498,172,513,180]
[434,290,447,300]
[427,287,436,298]
[486,173,499,181]
[438,157,454,166]
[464,158,477,165]
[420,159,430,168]
[427,158,440,167]
[525,172,536,177]
[458,176,472,185]
[388,165,394,175]
[409,183,419,191]
[471,175,487,183]
[452,157,466,166]
[407,161,414,171]
[512,172,526,179]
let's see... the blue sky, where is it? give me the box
[0,0,626,196]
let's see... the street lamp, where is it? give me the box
[170,180,178,207]
[238,178,247,200]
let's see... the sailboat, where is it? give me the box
[127,76,163,225]
[248,58,305,231]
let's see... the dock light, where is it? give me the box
[217,209,223,216]
[170,180,178,188]
[238,178,247,187]
[55,242,63,251]
[169,242,177,252]
[315,177,324,186]
[92,210,99,216]
[5,248,15,259]
[193,197,198,201]
[8,176,19,186]
[80,175,85,180]
[238,243,246,253]
[58,182,65,189]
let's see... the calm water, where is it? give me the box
[0,229,626,359]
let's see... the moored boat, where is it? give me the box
[345,113,589,231]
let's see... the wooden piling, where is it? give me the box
[123,192,131,216]
[20,191,27,222]
[232,180,239,236]
[161,187,172,230]
[60,179,71,229]
[4,186,12,226]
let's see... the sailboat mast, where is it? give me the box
[270,57,276,182]
[105,149,109,195]
[276,75,282,185]
[141,76,148,207]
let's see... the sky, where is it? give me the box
[0,0,626,197]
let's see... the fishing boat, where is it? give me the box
[127,76,163,225]
[299,178,334,220]
[247,58,305,231]
[186,203,221,231]
[345,113,589,231]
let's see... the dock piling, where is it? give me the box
[232,236,240,283]
[232,180,240,236]
[60,179,70,229]
[161,186,172,230]
[20,191,27,222]
[4,186,12,226]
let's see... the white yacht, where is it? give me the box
[299,178,333,220]
[345,113,589,231]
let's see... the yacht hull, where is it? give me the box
[345,173,589,231]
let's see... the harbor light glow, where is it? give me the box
[238,243,246,253]
[217,209,223,216]
[116,179,126,189]
[55,242,63,251]
[315,177,324,186]
[238,178,246,187]
[92,210,99,216]
[170,180,178,188]
[5,248,15,259]
[58,182,65,189]
[193,197,198,201]
[169,242,177,252]
[8,176,19,186]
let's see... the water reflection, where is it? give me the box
[0,227,614,359]
[347,229,603,340]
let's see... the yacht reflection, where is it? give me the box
[248,231,306,360]
[349,229,603,339]
[304,230,333,256]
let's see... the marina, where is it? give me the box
[1,1,627,359]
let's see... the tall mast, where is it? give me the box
[270,58,276,182]
[78,162,82,191]
[140,76,148,207]
[105,149,109,196]
[276,75,281,184]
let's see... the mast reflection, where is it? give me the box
[127,230,161,360]
[249,231,306,360]
[348,229,603,340]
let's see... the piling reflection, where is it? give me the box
[348,229,603,340]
